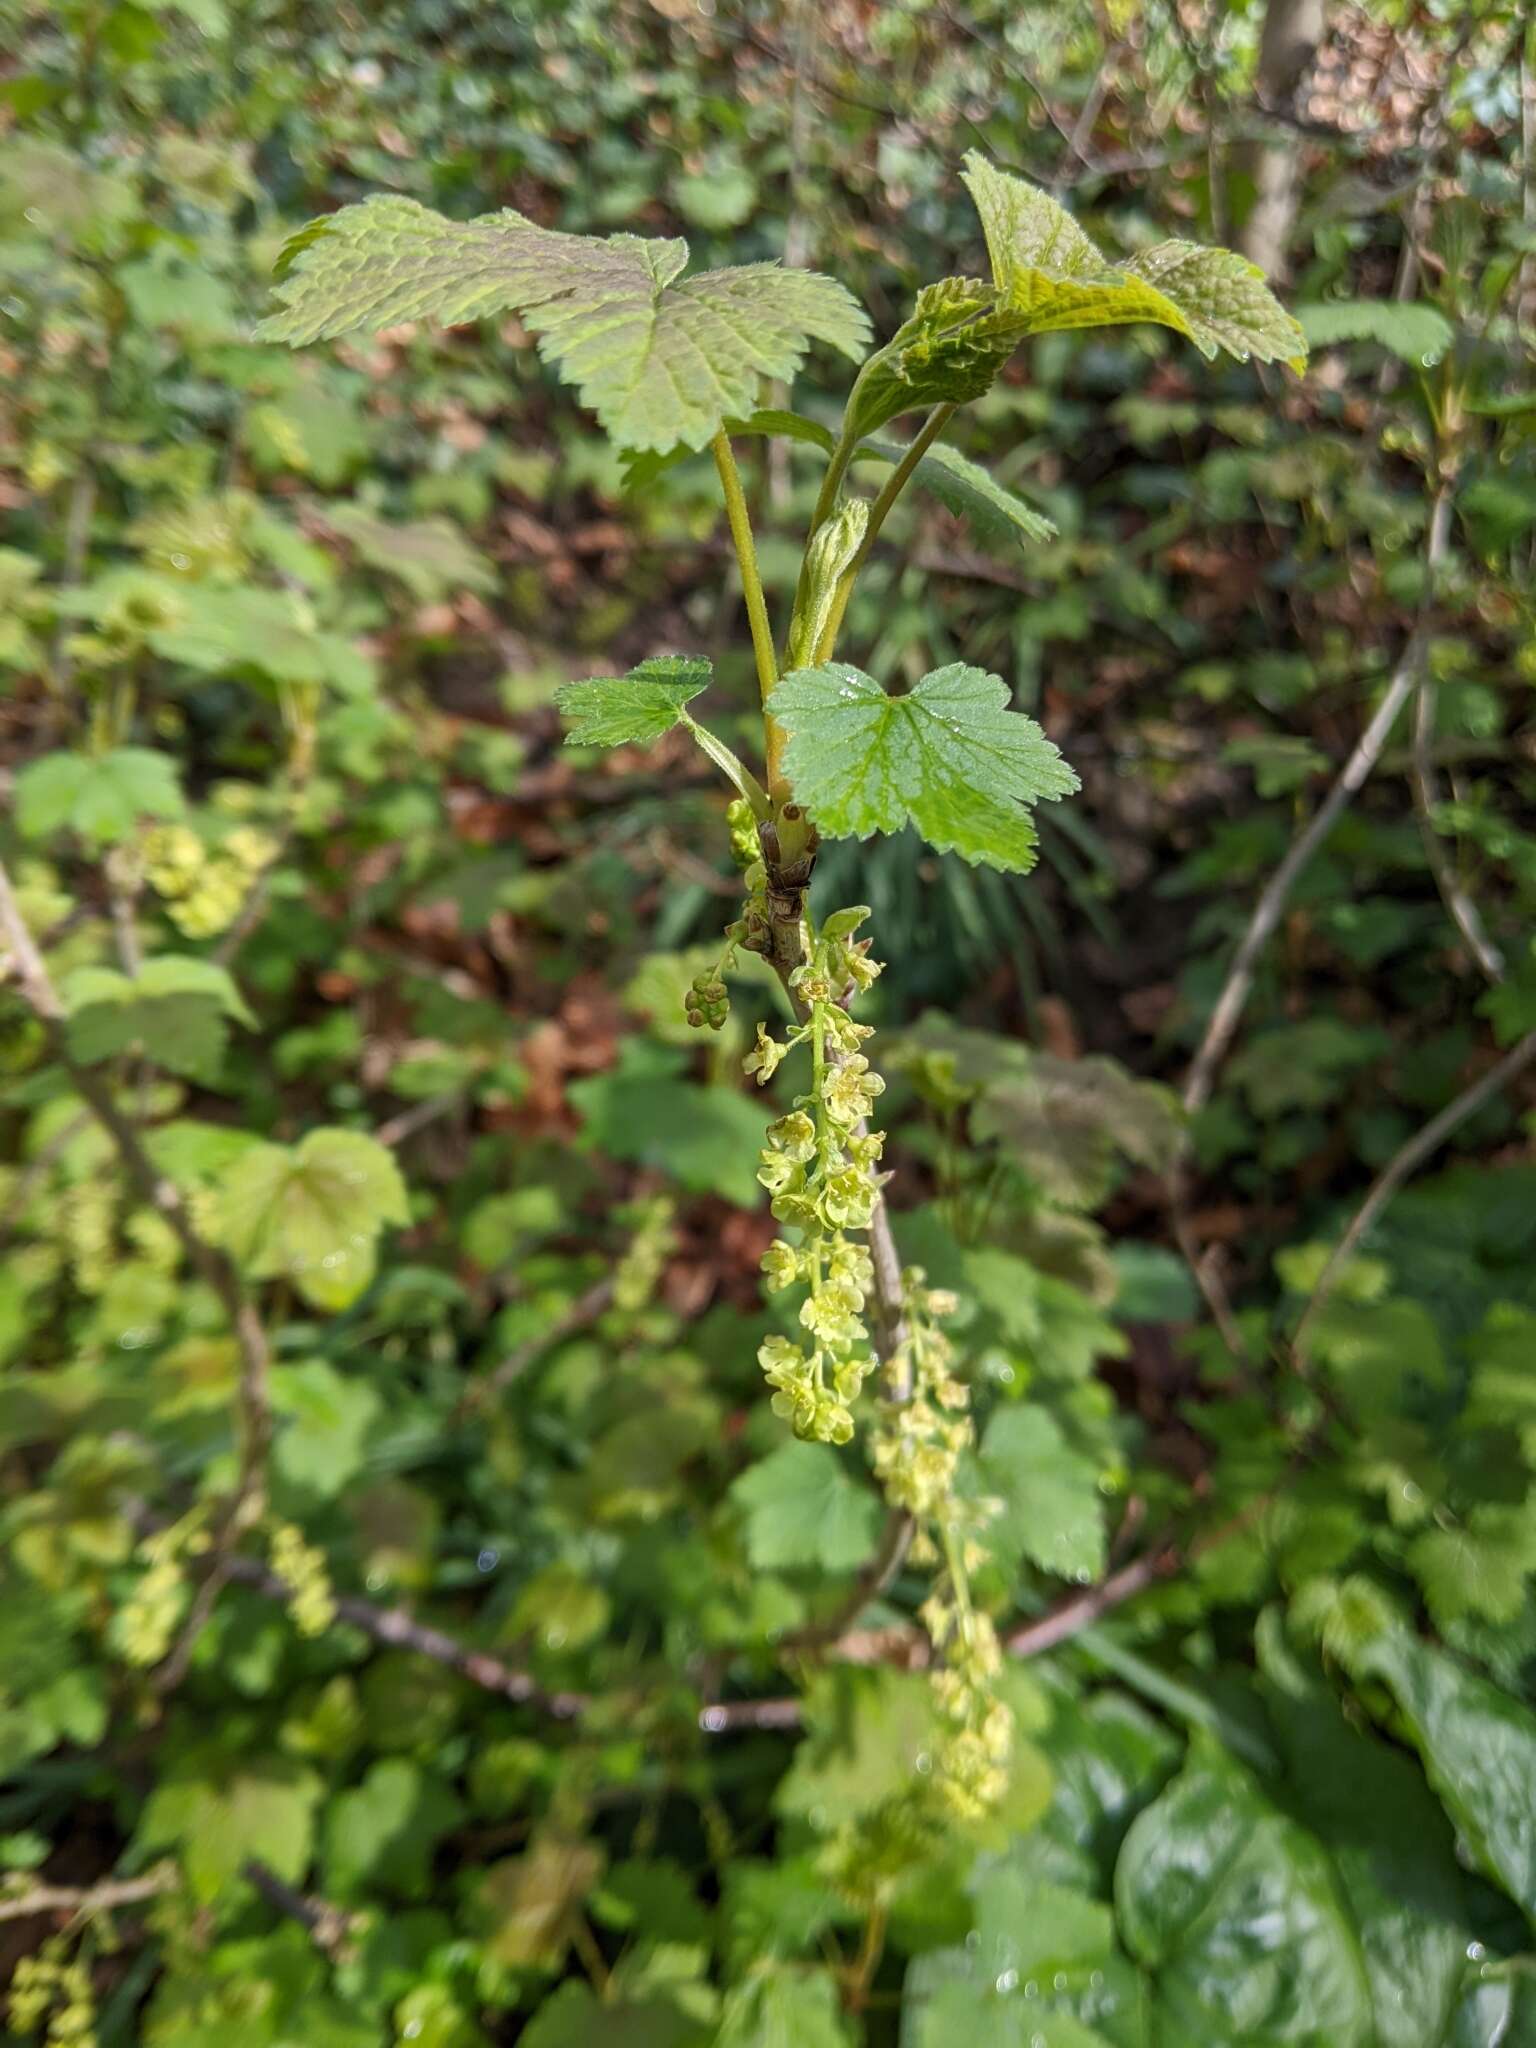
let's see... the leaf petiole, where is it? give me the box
[710,427,785,792]
[679,711,772,820]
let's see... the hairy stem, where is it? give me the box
[711,427,782,785]
[1293,1028,1536,1361]
[814,403,957,665]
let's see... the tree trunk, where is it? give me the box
[1237,0,1327,280]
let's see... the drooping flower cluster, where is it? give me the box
[612,1195,678,1313]
[269,1518,337,1638]
[115,1511,208,1669]
[8,1935,98,2047]
[748,907,887,1445]
[878,1279,1014,1818]
[140,820,277,939]
[923,1567,1014,1820]
[871,1278,971,1520]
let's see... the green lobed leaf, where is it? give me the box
[270,1358,383,1499]
[258,197,869,453]
[479,1831,605,1970]
[845,274,1032,438]
[858,435,1056,549]
[971,1053,1182,1211]
[62,956,254,1082]
[138,1750,323,1906]
[717,1969,854,2048]
[1296,300,1454,364]
[324,505,497,602]
[974,1405,1107,1583]
[323,1757,464,1901]
[1406,1505,1536,1629]
[729,1441,882,1574]
[961,154,1307,371]
[776,1670,945,1829]
[722,1858,845,1971]
[568,1044,767,1206]
[556,656,712,748]
[1114,1740,1374,2046]
[768,661,1078,873]
[218,1127,409,1312]
[15,745,184,846]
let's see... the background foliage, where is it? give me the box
[2,1,1535,2042]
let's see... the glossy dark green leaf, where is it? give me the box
[1355,1627,1536,1921]
[1258,1615,1470,2048]
[1115,1740,1373,2046]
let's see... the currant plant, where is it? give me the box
[260,150,1305,1817]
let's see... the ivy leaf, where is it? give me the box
[974,1406,1106,1582]
[1258,1618,1470,2048]
[729,1442,882,1574]
[767,662,1078,873]
[15,746,183,846]
[218,1128,409,1312]
[858,436,1056,549]
[1116,1741,1374,2046]
[556,656,711,747]
[1296,300,1454,364]
[62,957,254,1082]
[961,154,1307,372]
[257,197,869,453]
[1352,1625,1536,1917]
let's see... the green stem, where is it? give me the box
[710,428,783,790]
[783,383,870,671]
[812,403,956,665]
[939,1516,975,1634]
[678,712,771,819]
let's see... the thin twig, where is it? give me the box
[456,1276,615,1418]
[1410,649,1505,982]
[241,1860,357,1959]
[222,1552,588,1717]
[0,857,273,1687]
[1005,1544,1182,1656]
[1293,1029,1536,1361]
[374,1088,464,1149]
[0,1867,176,1926]
[782,1502,915,1655]
[1181,484,1454,1117]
